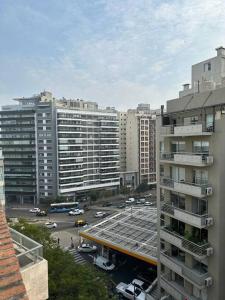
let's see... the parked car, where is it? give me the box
[131,279,145,290]
[139,198,146,204]
[102,202,112,207]
[36,210,47,216]
[68,209,84,216]
[125,198,135,204]
[93,256,115,271]
[74,219,88,227]
[116,282,146,300]
[94,211,105,218]
[117,204,126,209]
[77,243,97,253]
[144,202,153,206]
[45,221,57,229]
[29,208,40,213]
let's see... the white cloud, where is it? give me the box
[1,0,225,109]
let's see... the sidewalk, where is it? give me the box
[51,230,81,250]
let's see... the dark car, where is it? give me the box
[36,210,48,217]
[102,202,112,207]
[117,204,126,209]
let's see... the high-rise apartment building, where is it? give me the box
[119,104,156,189]
[157,47,225,300]
[0,92,120,205]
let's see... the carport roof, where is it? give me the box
[79,207,157,265]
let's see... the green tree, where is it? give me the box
[136,182,150,193]
[12,220,114,300]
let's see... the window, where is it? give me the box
[206,114,213,131]
[184,116,198,125]
[193,141,209,153]
[171,141,185,153]
[204,62,211,72]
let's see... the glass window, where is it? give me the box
[193,141,209,153]
[171,141,185,153]
[206,114,213,131]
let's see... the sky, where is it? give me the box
[0,0,225,110]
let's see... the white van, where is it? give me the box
[94,256,115,271]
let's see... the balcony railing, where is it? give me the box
[160,272,200,300]
[161,202,209,228]
[10,228,43,269]
[160,251,209,287]
[160,177,212,198]
[160,226,210,258]
[161,122,214,137]
[160,152,213,166]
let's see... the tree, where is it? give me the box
[88,190,99,204]
[11,220,114,300]
[136,182,150,193]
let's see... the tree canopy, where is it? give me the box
[12,220,115,300]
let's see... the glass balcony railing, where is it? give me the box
[10,228,43,269]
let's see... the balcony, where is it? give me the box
[160,226,211,259]
[160,177,212,198]
[160,152,213,167]
[161,122,214,137]
[161,202,211,228]
[160,273,201,300]
[10,228,48,300]
[160,252,209,287]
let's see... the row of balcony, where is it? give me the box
[160,152,213,167]
[160,226,212,259]
[161,122,214,137]
[161,202,212,228]
[160,251,209,288]
[160,272,204,300]
[160,177,212,198]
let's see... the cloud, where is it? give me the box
[0,0,225,110]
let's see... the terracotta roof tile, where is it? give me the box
[0,207,28,300]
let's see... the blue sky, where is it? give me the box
[0,0,225,110]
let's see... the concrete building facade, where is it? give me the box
[157,47,225,300]
[0,92,120,205]
[119,104,156,189]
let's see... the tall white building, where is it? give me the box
[0,92,120,204]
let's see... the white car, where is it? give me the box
[77,243,97,253]
[131,279,145,290]
[125,198,135,204]
[116,282,146,300]
[45,222,57,229]
[94,211,105,218]
[68,209,84,216]
[94,256,115,271]
[29,207,40,213]
[144,202,153,206]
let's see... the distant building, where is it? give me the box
[119,104,157,189]
[0,92,120,205]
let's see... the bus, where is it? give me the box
[49,202,79,213]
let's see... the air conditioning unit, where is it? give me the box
[206,187,213,195]
[205,217,214,226]
[205,277,213,287]
[206,156,213,164]
[206,247,214,256]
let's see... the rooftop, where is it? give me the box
[79,207,157,265]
